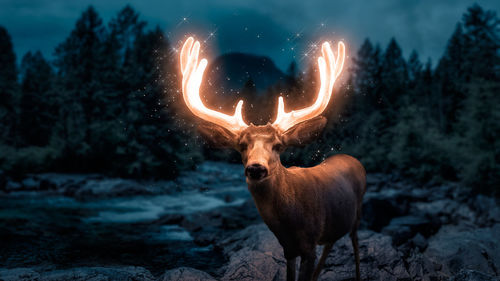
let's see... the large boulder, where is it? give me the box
[320,231,410,281]
[0,170,7,190]
[382,215,441,246]
[217,224,286,281]
[450,269,500,281]
[160,267,216,281]
[0,266,155,281]
[361,186,431,231]
[216,224,415,281]
[424,224,500,278]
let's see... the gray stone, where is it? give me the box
[160,267,216,281]
[217,224,414,281]
[0,266,155,281]
[5,181,22,191]
[217,224,287,281]
[0,267,41,281]
[21,177,39,190]
[450,269,500,281]
[319,231,410,281]
[382,215,440,246]
[424,224,500,277]
[0,169,6,190]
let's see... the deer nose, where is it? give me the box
[245,164,268,180]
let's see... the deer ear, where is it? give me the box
[281,116,327,147]
[198,123,237,148]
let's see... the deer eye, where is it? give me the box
[239,142,248,151]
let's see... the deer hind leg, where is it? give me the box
[311,243,333,281]
[351,207,362,281]
[297,251,316,281]
[286,257,296,281]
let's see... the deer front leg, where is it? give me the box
[298,252,316,281]
[286,257,296,281]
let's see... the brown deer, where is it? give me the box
[179,37,366,281]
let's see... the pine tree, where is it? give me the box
[0,26,19,146]
[380,38,408,110]
[53,6,108,169]
[462,4,500,80]
[352,39,382,112]
[456,81,500,194]
[407,50,422,89]
[19,51,55,146]
[434,24,466,132]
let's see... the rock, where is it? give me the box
[217,224,286,281]
[362,189,409,231]
[183,199,261,246]
[320,231,410,281]
[382,215,440,246]
[74,178,147,198]
[0,267,41,281]
[21,177,39,190]
[160,267,216,281]
[405,251,447,280]
[450,269,500,281]
[424,224,500,278]
[412,199,477,226]
[39,179,57,190]
[0,170,6,190]
[5,181,22,191]
[217,224,414,281]
[411,233,428,251]
[472,195,500,226]
[0,266,155,281]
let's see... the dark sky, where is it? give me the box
[1,0,499,70]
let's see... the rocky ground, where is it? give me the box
[0,162,499,281]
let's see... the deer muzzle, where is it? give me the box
[245,163,268,181]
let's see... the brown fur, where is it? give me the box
[198,120,366,281]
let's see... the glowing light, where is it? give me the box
[180,37,248,133]
[179,36,346,134]
[272,41,346,132]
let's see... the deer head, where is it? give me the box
[180,37,345,182]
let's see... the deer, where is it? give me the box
[179,36,366,281]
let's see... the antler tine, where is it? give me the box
[180,37,248,134]
[272,41,345,132]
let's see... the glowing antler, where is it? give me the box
[180,37,248,133]
[272,41,345,132]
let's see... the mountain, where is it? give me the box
[204,52,289,95]
[200,52,292,124]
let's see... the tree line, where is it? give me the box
[279,4,499,194]
[0,6,201,179]
[0,4,498,194]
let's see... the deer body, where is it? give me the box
[179,37,366,280]
[248,154,365,256]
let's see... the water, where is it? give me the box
[0,181,249,277]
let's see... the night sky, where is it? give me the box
[1,0,499,70]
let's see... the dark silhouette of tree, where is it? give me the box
[53,6,108,169]
[407,50,422,89]
[0,4,498,194]
[434,24,467,132]
[352,39,382,112]
[0,26,18,146]
[19,51,55,146]
[462,4,500,80]
[380,38,408,110]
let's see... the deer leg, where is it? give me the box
[286,257,296,281]
[350,229,361,281]
[297,252,316,281]
[311,243,333,281]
